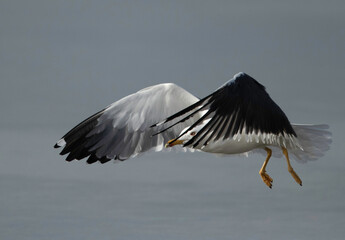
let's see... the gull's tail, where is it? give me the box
[290,124,332,163]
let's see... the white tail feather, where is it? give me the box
[290,124,332,163]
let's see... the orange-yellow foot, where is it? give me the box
[282,147,303,186]
[288,167,302,186]
[259,170,273,188]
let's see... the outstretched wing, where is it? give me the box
[155,72,297,149]
[54,83,199,163]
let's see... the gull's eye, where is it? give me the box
[190,131,196,136]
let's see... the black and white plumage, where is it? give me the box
[153,72,300,151]
[55,72,331,187]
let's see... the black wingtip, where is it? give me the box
[54,143,60,148]
[99,156,111,164]
[86,154,98,164]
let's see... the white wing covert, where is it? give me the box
[54,83,199,163]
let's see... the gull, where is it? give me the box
[54,72,331,188]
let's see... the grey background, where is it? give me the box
[1,1,344,239]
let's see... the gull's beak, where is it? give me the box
[165,139,185,148]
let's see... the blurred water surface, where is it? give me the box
[1,126,344,240]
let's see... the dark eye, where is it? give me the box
[190,131,196,136]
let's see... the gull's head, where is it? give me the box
[165,123,206,148]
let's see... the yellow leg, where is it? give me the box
[282,147,302,186]
[259,147,273,188]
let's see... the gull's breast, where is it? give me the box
[200,134,266,154]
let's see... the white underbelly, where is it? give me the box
[200,137,266,154]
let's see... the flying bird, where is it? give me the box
[54,72,331,188]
